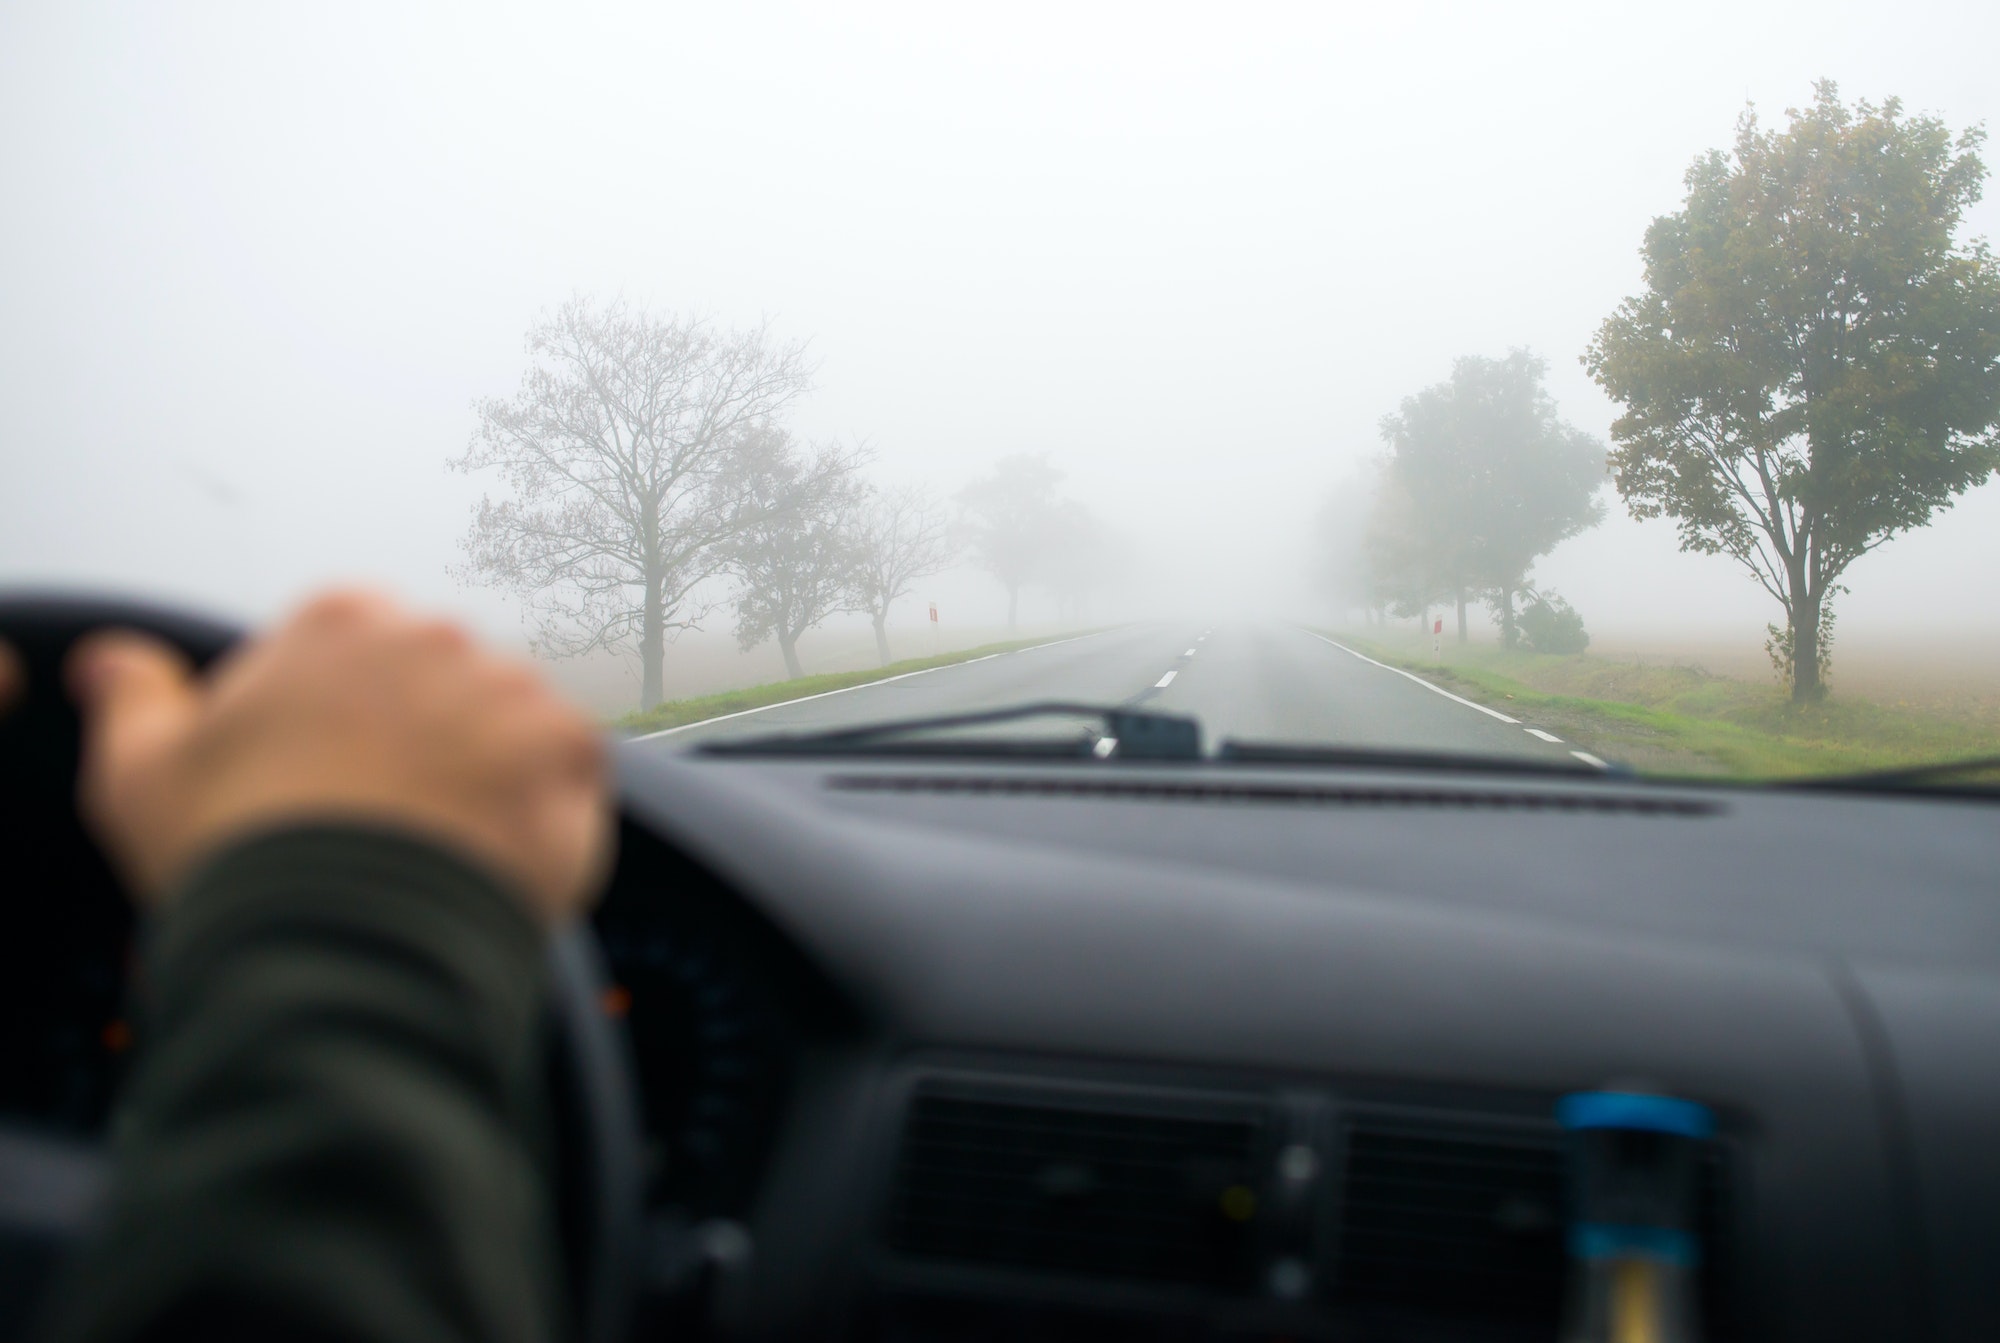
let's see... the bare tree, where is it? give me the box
[958,454,1061,629]
[453,297,813,709]
[725,430,869,679]
[851,486,956,665]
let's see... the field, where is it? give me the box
[1336,626,2000,780]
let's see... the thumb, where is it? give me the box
[67,631,200,795]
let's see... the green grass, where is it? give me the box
[1328,630,2000,780]
[614,635,1078,736]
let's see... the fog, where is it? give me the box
[4,2,1998,708]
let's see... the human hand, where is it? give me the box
[67,591,611,926]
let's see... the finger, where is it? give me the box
[293,587,403,633]
[68,631,201,790]
[0,640,24,718]
[569,795,618,913]
[528,788,617,926]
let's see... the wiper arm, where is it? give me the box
[1217,739,1623,778]
[1779,754,2000,797]
[698,701,1203,760]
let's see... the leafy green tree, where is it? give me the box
[1587,83,2000,700]
[1379,351,1605,647]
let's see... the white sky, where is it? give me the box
[3,0,1997,647]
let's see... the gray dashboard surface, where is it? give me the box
[614,747,2000,1340]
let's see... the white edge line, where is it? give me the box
[1525,728,1564,743]
[1303,631,1520,724]
[627,630,1106,741]
[1570,750,1609,770]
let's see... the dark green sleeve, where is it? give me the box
[39,826,568,1343]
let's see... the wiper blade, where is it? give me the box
[1779,754,2000,797]
[1217,739,1624,778]
[698,701,1203,760]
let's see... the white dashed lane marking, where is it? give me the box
[1184,648,1197,656]
[1155,670,1177,688]
[1571,750,1609,769]
[1525,728,1563,743]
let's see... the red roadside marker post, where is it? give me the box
[1432,616,1443,660]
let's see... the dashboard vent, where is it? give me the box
[827,774,1720,817]
[1334,1119,1737,1338]
[885,1089,1267,1289]
[1334,1121,1567,1327]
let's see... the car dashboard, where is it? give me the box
[591,747,2000,1342]
[5,746,1999,1343]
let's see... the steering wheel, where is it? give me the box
[0,592,644,1343]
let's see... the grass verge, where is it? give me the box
[1328,631,2000,780]
[614,634,1082,736]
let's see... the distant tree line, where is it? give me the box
[1316,351,1605,654]
[956,453,1111,629]
[453,297,1109,708]
[1315,83,2000,698]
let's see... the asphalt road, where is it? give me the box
[639,622,1602,768]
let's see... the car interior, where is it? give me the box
[2,593,1996,1343]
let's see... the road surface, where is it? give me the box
[637,623,1603,768]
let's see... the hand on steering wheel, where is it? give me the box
[64,590,613,920]
[0,589,645,1343]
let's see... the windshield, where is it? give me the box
[4,5,1997,782]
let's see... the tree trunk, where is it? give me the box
[1791,587,1825,703]
[1455,588,1468,644]
[1498,587,1517,649]
[1006,583,1019,630]
[639,575,664,710]
[779,633,804,680]
[872,610,891,666]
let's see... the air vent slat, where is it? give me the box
[886,1089,1267,1289]
[1335,1124,1567,1325]
[1335,1121,1737,1338]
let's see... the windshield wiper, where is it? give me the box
[1778,754,2000,798]
[1217,740,1624,778]
[700,706,1629,778]
[698,701,1203,760]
